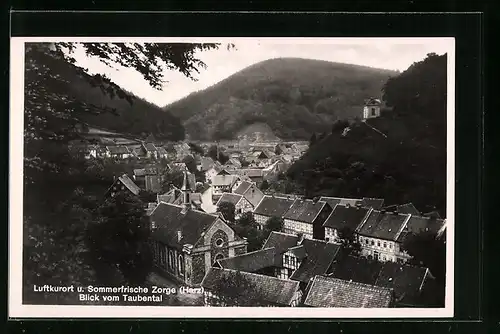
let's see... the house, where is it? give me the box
[197,157,217,172]
[205,165,224,183]
[149,188,248,286]
[355,209,411,263]
[216,193,254,218]
[141,142,158,159]
[225,158,242,169]
[252,195,295,228]
[323,204,371,244]
[238,168,265,184]
[282,198,333,240]
[174,143,191,160]
[201,268,302,307]
[319,196,384,210]
[212,174,240,196]
[302,276,393,308]
[214,247,278,277]
[232,181,265,208]
[396,215,447,244]
[106,145,132,159]
[362,97,382,120]
[105,174,141,198]
[327,255,434,307]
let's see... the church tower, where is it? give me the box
[181,171,190,213]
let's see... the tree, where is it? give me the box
[188,142,204,156]
[217,201,236,223]
[208,145,229,164]
[87,191,153,285]
[208,270,266,306]
[260,179,270,191]
[182,155,198,174]
[265,216,284,233]
[309,133,317,146]
[237,212,257,228]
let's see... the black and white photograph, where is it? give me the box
[9,37,455,318]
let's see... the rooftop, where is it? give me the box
[117,174,141,195]
[201,268,300,306]
[216,247,278,273]
[216,193,244,206]
[253,195,295,218]
[323,205,370,230]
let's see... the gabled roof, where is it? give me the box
[149,202,220,248]
[117,174,141,195]
[216,193,243,206]
[133,167,158,176]
[323,205,371,230]
[217,247,278,272]
[262,231,300,255]
[240,169,265,178]
[364,98,382,106]
[356,210,410,241]
[199,157,216,171]
[233,181,253,195]
[212,174,239,187]
[287,245,307,260]
[253,195,294,218]
[201,268,300,306]
[157,188,182,204]
[361,198,385,209]
[107,145,130,155]
[283,199,328,224]
[319,196,362,208]
[289,239,342,283]
[383,203,421,216]
[303,276,393,308]
[328,255,383,285]
[396,215,446,243]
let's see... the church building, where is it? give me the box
[149,171,248,286]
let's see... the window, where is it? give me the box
[383,242,387,248]
[371,108,376,116]
[377,241,380,247]
[371,240,374,246]
[365,239,369,245]
[389,244,393,249]
[168,250,174,269]
[215,238,224,247]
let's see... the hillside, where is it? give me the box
[164,58,397,140]
[286,53,447,215]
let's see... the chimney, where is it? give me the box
[177,230,182,242]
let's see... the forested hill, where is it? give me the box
[287,53,448,216]
[36,51,185,141]
[163,58,397,140]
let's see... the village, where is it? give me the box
[67,99,447,308]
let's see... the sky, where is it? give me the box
[67,38,453,107]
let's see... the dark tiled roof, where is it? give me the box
[253,196,294,218]
[212,174,239,187]
[396,215,446,243]
[287,245,307,260]
[217,247,278,272]
[319,196,362,208]
[424,211,442,219]
[357,210,410,241]
[145,175,162,193]
[134,168,158,176]
[117,174,141,195]
[375,262,428,306]
[262,231,299,255]
[323,205,370,230]
[233,181,253,195]
[283,199,328,224]
[216,193,243,206]
[201,268,300,306]
[290,239,341,283]
[384,203,421,216]
[328,255,383,285]
[303,276,393,308]
[158,188,181,204]
[361,198,385,209]
[149,203,219,248]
